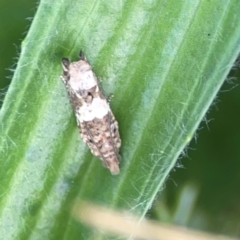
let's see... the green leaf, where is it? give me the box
[0,0,240,239]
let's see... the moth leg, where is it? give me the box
[107,94,114,103]
[102,160,108,168]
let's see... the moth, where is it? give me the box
[61,51,121,175]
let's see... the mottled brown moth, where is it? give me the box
[61,51,121,175]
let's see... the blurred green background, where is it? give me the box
[1,0,240,238]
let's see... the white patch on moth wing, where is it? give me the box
[68,61,97,91]
[102,142,111,151]
[78,98,110,122]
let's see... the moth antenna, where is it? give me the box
[79,50,86,60]
[62,58,70,71]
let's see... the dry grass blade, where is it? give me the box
[72,201,236,240]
